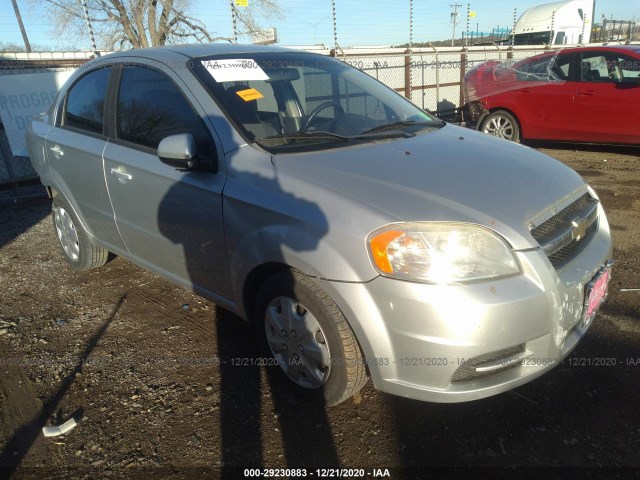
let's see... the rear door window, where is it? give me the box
[580,52,640,83]
[613,54,640,83]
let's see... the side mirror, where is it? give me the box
[158,133,198,169]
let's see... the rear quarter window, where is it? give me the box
[63,67,111,134]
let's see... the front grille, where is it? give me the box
[531,193,599,269]
[531,194,593,242]
[547,223,597,268]
[451,344,525,383]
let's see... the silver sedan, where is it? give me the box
[27,44,612,405]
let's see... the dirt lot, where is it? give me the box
[0,144,639,479]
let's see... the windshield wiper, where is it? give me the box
[258,126,429,146]
[360,120,438,135]
[258,131,351,142]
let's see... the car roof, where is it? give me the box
[528,44,640,59]
[512,44,640,67]
[570,44,640,54]
[98,43,305,63]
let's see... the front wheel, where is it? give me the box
[52,195,109,271]
[480,110,521,143]
[255,270,368,406]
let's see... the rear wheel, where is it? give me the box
[255,270,368,406]
[480,110,521,143]
[52,195,109,271]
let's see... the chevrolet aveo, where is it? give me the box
[27,44,612,406]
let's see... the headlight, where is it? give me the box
[368,223,520,284]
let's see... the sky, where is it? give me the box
[1,0,639,51]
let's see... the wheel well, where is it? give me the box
[242,262,292,324]
[483,107,524,138]
[243,263,373,382]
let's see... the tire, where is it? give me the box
[480,110,521,143]
[255,270,368,406]
[52,195,109,271]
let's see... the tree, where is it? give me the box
[39,0,282,50]
[0,41,54,52]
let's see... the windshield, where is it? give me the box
[190,51,443,152]
[513,32,553,46]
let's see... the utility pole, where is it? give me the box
[450,4,462,46]
[304,17,327,45]
[11,0,31,53]
[590,0,596,43]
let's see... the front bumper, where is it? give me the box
[463,100,489,129]
[316,210,612,403]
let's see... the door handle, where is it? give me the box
[110,167,133,181]
[576,90,597,96]
[49,145,64,156]
[519,88,531,93]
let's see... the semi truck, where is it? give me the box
[513,0,595,45]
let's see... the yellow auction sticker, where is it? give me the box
[235,88,264,101]
[235,0,248,6]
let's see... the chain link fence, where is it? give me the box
[334,45,551,117]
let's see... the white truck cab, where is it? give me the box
[513,0,594,45]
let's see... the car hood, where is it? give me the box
[272,124,588,250]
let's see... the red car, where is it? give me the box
[464,45,640,144]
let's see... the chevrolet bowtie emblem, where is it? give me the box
[571,217,589,242]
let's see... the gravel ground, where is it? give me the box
[0,144,639,479]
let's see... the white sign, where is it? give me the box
[203,59,269,83]
[0,71,73,156]
[252,28,278,45]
